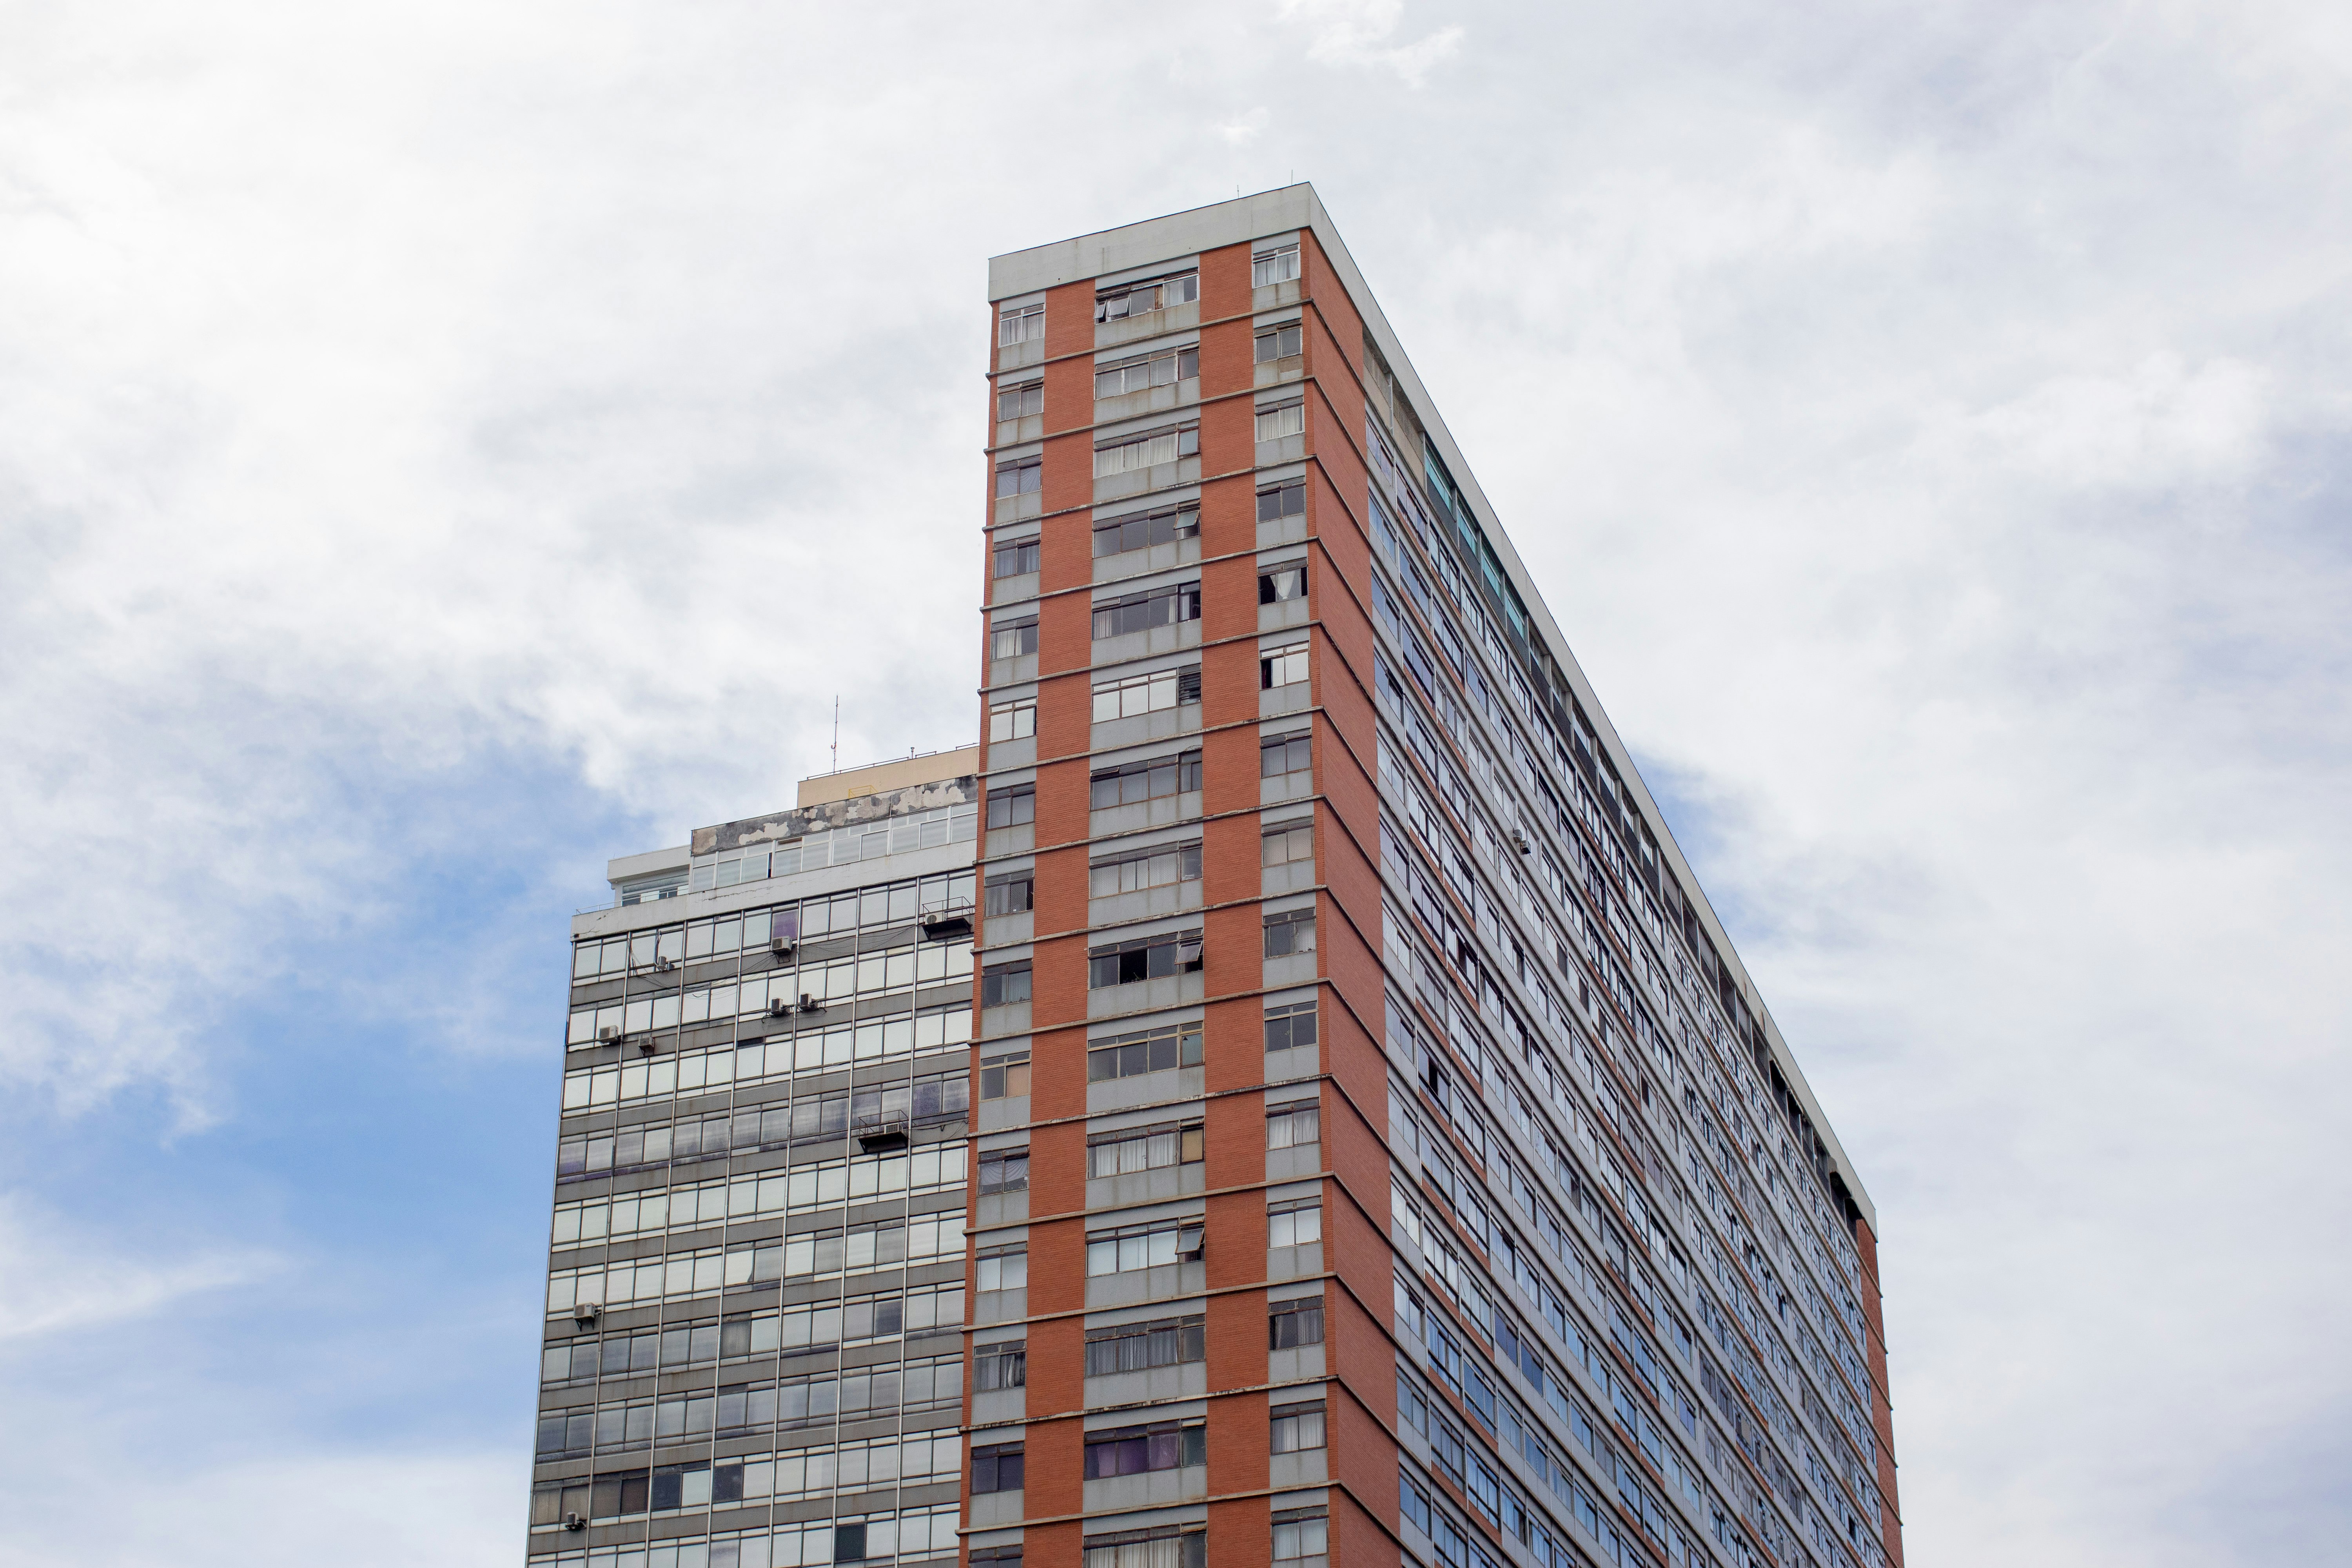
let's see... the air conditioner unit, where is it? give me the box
[1512,830,1532,855]
[573,1301,602,1326]
[563,1512,588,1532]
[770,936,796,956]
[918,899,974,939]
[856,1116,910,1153]
[767,998,788,1018]
[654,956,677,972]
[797,994,823,1014]
[597,1025,620,1042]
[637,1038,659,1055]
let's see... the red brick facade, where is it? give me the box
[972,223,1400,1568]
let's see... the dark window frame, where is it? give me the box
[1264,1001,1317,1053]
[1092,501,1200,558]
[986,782,1036,829]
[1270,1296,1326,1348]
[1258,564,1308,604]
[1259,731,1311,779]
[1087,1021,1204,1080]
[1089,748,1201,808]
[991,535,1041,577]
[972,1442,1025,1493]
[981,962,1032,1008]
[978,1147,1029,1194]
[1086,928,1203,988]
[1254,323,1305,362]
[1092,581,1201,641]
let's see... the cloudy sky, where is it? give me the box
[3,0,2348,1562]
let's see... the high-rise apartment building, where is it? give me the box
[530,753,985,1567]
[525,187,1899,1568]
[969,189,1898,1568]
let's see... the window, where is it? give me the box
[980,962,1031,1008]
[1096,344,1199,397]
[976,1245,1028,1292]
[530,1476,594,1524]
[1091,666,1201,722]
[979,1049,1030,1099]
[1260,731,1310,779]
[999,303,1044,346]
[1095,421,1199,478]
[1088,1120,1204,1178]
[1088,1020,1203,1080]
[1256,399,1305,441]
[1269,1294,1325,1348]
[1262,821,1314,866]
[1092,581,1200,640]
[1258,565,1306,604]
[974,1339,1026,1391]
[1091,749,1200,807]
[1272,1508,1328,1562]
[1093,500,1200,557]
[1089,842,1201,898]
[1085,1314,1205,1375]
[995,454,1042,496]
[1261,643,1310,690]
[1084,1421,1207,1477]
[1085,1217,1204,1275]
[1263,908,1316,957]
[1269,1197,1323,1247]
[991,617,1039,659]
[984,872,1033,916]
[1270,1401,1327,1453]
[989,698,1036,742]
[1267,1098,1319,1149]
[1255,323,1304,362]
[1087,929,1203,987]
[1085,1527,1206,1568]
[1095,270,1198,322]
[992,536,1041,577]
[1257,481,1305,523]
[987,783,1035,828]
[1254,244,1301,287]
[1264,1001,1316,1053]
[661,1319,721,1368]
[581,1470,653,1517]
[973,1548,1024,1568]
[655,1460,724,1512]
[978,1147,1028,1193]
[535,1406,597,1456]
[972,1443,1024,1493]
[997,378,1044,419]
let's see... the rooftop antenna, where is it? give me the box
[831,697,839,774]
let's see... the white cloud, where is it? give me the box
[0,1196,270,1341]
[1220,106,1272,145]
[1278,0,1464,86]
